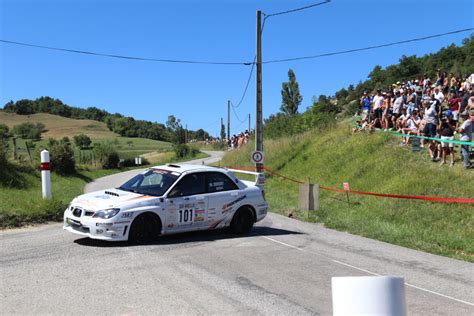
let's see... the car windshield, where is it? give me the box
[117,169,179,196]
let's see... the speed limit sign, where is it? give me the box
[251,151,264,164]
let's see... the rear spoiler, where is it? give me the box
[226,168,265,187]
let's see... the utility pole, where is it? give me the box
[227,100,231,142]
[248,113,251,132]
[221,117,224,140]
[255,10,263,172]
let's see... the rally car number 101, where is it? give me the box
[63,164,267,243]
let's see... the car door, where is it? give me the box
[164,173,208,233]
[204,172,241,229]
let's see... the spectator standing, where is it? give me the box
[360,91,372,120]
[458,110,473,169]
[392,90,404,127]
[434,87,445,104]
[422,100,438,161]
[372,89,384,120]
[382,91,393,130]
[448,92,462,123]
[438,113,456,167]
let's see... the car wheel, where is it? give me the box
[230,207,254,234]
[129,213,161,244]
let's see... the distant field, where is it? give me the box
[0,111,172,159]
[0,112,117,139]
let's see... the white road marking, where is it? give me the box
[261,235,474,307]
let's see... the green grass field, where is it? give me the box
[0,164,121,227]
[220,122,474,262]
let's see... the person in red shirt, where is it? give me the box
[448,92,462,124]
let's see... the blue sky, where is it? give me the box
[1,0,473,136]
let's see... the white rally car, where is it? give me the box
[63,164,267,242]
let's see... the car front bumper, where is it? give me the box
[63,209,131,241]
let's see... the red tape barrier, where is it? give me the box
[227,166,474,204]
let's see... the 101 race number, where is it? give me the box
[178,209,194,223]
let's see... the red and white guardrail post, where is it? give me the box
[40,150,51,199]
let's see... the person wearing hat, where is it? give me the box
[438,111,456,166]
[458,110,472,169]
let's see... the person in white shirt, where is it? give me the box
[372,89,384,120]
[434,87,444,104]
[422,101,438,161]
[400,110,421,145]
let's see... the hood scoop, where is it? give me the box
[104,190,120,197]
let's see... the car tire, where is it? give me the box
[230,207,254,234]
[129,213,161,244]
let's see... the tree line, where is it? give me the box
[2,97,210,143]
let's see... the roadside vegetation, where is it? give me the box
[0,113,209,227]
[220,122,473,262]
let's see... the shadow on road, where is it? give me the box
[73,226,303,248]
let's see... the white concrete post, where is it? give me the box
[332,276,406,316]
[138,157,142,165]
[135,157,139,165]
[40,150,52,199]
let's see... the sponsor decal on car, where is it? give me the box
[94,195,111,200]
[222,195,247,213]
[194,209,205,222]
[96,223,113,227]
[113,221,131,225]
[121,212,133,218]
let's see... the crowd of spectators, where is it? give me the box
[228,130,250,150]
[354,71,474,169]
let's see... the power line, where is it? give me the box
[263,0,330,18]
[230,101,246,123]
[263,28,474,64]
[0,39,250,65]
[2,28,471,67]
[232,56,256,108]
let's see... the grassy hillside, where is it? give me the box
[0,111,172,159]
[220,123,474,262]
[0,112,116,139]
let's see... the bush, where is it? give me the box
[50,143,76,174]
[0,123,9,139]
[73,134,92,149]
[93,142,119,169]
[12,122,44,140]
[0,139,8,168]
[173,144,199,159]
[103,152,120,169]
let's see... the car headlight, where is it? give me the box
[92,208,120,219]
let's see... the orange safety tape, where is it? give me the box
[229,166,474,204]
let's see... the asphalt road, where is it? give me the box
[1,151,473,315]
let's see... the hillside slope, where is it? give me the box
[0,112,173,159]
[221,123,474,261]
[0,111,117,139]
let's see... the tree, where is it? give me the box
[73,134,92,149]
[11,122,44,140]
[0,124,10,139]
[166,115,185,144]
[220,122,226,140]
[280,69,302,116]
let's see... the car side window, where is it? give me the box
[206,172,238,193]
[168,173,206,197]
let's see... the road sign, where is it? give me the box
[251,151,264,164]
[343,182,350,191]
